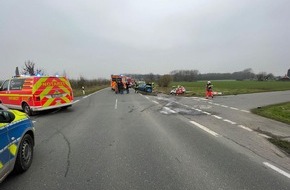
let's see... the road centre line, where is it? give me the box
[115,99,118,109]
[263,162,290,179]
[221,105,228,108]
[230,107,239,110]
[190,121,219,137]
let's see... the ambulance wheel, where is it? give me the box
[23,103,33,116]
[14,134,34,173]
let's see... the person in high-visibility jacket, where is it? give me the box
[206,81,213,99]
[112,81,118,94]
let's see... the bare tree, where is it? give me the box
[22,60,44,76]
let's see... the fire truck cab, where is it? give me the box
[0,76,74,115]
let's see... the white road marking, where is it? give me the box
[145,96,150,100]
[202,111,211,115]
[73,100,80,104]
[83,96,88,99]
[190,121,219,137]
[195,109,202,112]
[223,119,237,125]
[115,99,118,109]
[152,101,159,104]
[221,105,228,108]
[213,115,223,120]
[263,162,290,179]
[164,107,177,114]
[241,110,250,113]
[238,125,253,132]
[160,111,168,115]
[258,134,271,139]
[230,107,239,110]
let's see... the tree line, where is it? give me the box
[7,61,277,89]
[127,68,275,83]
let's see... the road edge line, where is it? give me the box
[263,162,290,179]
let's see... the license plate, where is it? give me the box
[51,94,63,98]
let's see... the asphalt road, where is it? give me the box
[1,89,290,189]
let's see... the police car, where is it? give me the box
[0,104,35,183]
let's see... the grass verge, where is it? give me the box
[252,102,290,155]
[251,102,290,125]
[255,128,290,155]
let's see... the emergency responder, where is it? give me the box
[134,81,139,93]
[82,86,85,95]
[117,80,123,94]
[125,81,130,94]
[206,81,213,99]
[112,81,118,94]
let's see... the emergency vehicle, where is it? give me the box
[110,74,127,90]
[0,76,74,115]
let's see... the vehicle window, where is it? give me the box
[0,80,9,91]
[10,79,25,90]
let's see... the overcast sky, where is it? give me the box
[1,0,289,80]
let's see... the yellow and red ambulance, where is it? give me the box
[0,76,74,115]
[110,74,126,90]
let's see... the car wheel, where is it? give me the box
[22,103,33,116]
[14,134,34,173]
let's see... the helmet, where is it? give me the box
[207,81,211,84]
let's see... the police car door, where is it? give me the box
[0,113,11,179]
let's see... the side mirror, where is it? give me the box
[0,111,15,123]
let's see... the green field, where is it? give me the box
[156,80,290,97]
